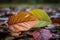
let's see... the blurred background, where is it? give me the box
[0,0,60,4]
[0,0,60,40]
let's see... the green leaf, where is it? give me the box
[29,9,51,28]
